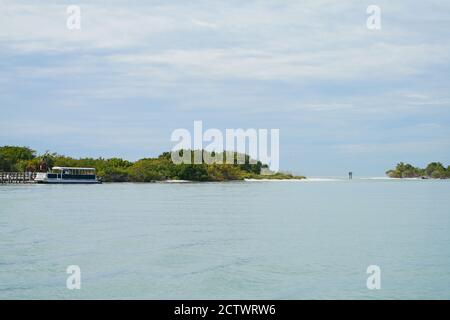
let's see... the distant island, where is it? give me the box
[0,146,305,182]
[386,162,450,179]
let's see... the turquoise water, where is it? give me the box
[0,179,449,299]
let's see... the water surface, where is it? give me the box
[1,179,449,299]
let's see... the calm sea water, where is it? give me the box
[1,179,449,299]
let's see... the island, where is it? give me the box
[0,146,305,182]
[386,162,450,179]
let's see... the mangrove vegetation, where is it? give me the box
[386,162,450,179]
[0,146,304,182]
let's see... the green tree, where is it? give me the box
[0,145,305,181]
[175,164,209,181]
[0,146,36,171]
[0,154,7,171]
[128,159,166,182]
[425,162,445,178]
[386,162,449,179]
[99,167,130,182]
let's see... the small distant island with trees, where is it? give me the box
[0,146,305,182]
[386,162,450,179]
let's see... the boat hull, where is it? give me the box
[36,180,102,184]
[34,171,101,184]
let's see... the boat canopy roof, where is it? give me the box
[52,167,96,171]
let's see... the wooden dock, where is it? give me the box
[0,172,36,184]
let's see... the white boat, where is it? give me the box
[34,167,101,184]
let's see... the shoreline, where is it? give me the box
[4,177,449,186]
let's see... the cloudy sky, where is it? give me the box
[1,0,449,176]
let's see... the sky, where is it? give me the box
[1,0,450,176]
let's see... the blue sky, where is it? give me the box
[1,0,450,176]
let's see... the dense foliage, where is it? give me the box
[0,146,304,182]
[386,162,450,179]
[0,146,36,171]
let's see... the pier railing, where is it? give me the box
[0,172,36,184]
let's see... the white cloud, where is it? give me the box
[105,42,449,82]
[403,93,429,100]
[1,1,450,117]
[2,0,449,84]
[333,140,450,155]
[192,19,218,29]
[0,2,183,52]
